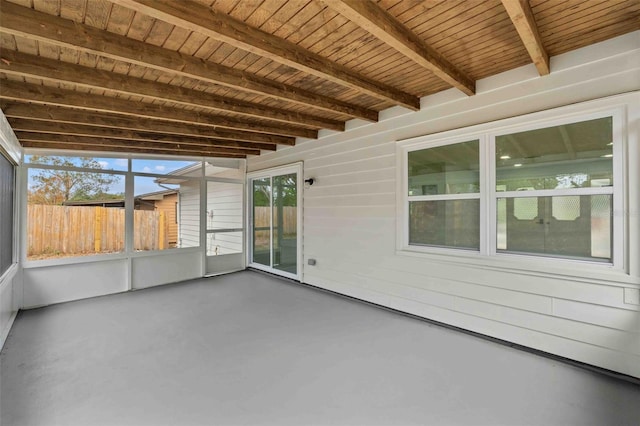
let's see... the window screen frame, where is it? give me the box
[0,151,16,278]
[398,105,626,271]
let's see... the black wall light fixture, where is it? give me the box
[304,178,315,186]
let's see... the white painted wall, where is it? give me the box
[0,108,22,348]
[132,250,202,290]
[178,181,201,248]
[247,32,640,378]
[23,259,128,307]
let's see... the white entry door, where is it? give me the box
[248,164,302,280]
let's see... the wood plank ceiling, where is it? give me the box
[0,0,638,159]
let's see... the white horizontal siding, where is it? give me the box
[553,299,640,333]
[304,154,395,176]
[178,182,200,248]
[308,180,396,198]
[312,167,395,187]
[248,32,640,378]
[305,193,396,208]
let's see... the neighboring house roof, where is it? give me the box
[136,189,178,201]
[63,191,177,208]
[63,199,125,207]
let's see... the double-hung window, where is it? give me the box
[400,105,624,269]
[492,115,617,263]
[407,138,482,250]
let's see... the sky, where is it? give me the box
[25,155,196,196]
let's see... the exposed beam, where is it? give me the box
[0,80,315,140]
[20,141,247,158]
[501,0,550,76]
[16,132,255,157]
[1,103,288,147]
[110,0,420,110]
[323,0,475,96]
[0,50,344,131]
[8,119,275,152]
[0,0,378,122]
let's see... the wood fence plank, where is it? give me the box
[27,204,164,258]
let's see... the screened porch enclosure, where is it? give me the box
[1,6,639,425]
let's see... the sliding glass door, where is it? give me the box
[248,164,302,280]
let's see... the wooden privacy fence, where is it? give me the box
[253,206,297,235]
[27,204,168,258]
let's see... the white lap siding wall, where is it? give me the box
[247,32,640,378]
[177,181,201,248]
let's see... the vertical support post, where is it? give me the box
[276,176,284,267]
[125,158,134,290]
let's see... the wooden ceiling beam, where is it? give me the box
[501,0,550,76]
[0,80,315,140]
[0,0,378,122]
[323,0,475,96]
[110,0,420,110]
[0,50,344,132]
[1,103,287,147]
[16,132,255,157]
[8,119,276,152]
[20,141,247,159]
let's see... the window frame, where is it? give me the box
[397,102,627,273]
[487,109,624,267]
[0,151,17,278]
[404,134,487,253]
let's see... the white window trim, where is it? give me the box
[397,96,631,279]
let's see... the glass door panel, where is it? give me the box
[273,173,297,274]
[252,177,271,267]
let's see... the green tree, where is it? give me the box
[28,156,121,205]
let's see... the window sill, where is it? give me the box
[396,247,640,288]
[23,252,128,269]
